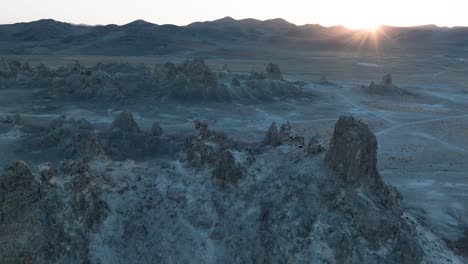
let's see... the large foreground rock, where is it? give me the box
[325,115,380,185]
[325,115,403,211]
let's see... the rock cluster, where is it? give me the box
[1,116,457,263]
[365,73,407,95]
[101,112,175,161]
[23,112,173,162]
[183,120,250,186]
[153,62,177,82]
[264,121,305,147]
[2,58,306,103]
[179,59,218,88]
[29,116,107,161]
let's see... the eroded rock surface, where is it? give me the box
[0,113,461,263]
[183,120,250,186]
[306,135,325,155]
[2,58,306,103]
[0,160,107,264]
[26,116,107,161]
[325,115,380,185]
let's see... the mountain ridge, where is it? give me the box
[0,17,467,57]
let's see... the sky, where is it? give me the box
[1,0,467,29]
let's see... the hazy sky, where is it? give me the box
[2,0,467,29]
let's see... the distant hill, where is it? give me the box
[0,17,467,57]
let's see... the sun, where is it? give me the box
[344,17,381,31]
[366,23,381,32]
[347,22,381,31]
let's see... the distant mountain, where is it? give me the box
[0,18,467,57]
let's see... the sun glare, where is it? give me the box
[346,22,381,31]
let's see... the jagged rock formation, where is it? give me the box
[183,120,250,186]
[264,121,304,147]
[231,76,241,86]
[0,161,40,223]
[179,59,218,88]
[1,116,463,263]
[306,135,325,154]
[2,58,306,103]
[21,112,175,162]
[110,111,141,133]
[153,62,177,82]
[25,116,107,161]
[150,122,163,136]
[0,59,39,88]
[0,160,107,264]
[165,59,230,101]
[264,122,280,146]
[364,73,408,95]
[266,63,283,80]
[278,122,293,143]
[0,161,44,264]
[325,115,404,211]
[101,112,175,161]
[241,64,302,99]
[325,115,380,184]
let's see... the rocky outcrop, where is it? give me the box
[306,135,325,154]
[153,62,177,82]
[266,63,283,80]
[170,59,230,101]
[263,121,305,147]
[110,111,141,133]
[0,160,108,264]
[364,73,407,95]
[101,112,172,161]
[22,113,172,162]
[325,116,379,185]
[278,122,293,143]
[28,116,107,161]
[231,76,240,86]
[150,122,163,136]
[0,161,44,264]
[179,59,218,88]
[325,116,404,213]
[0,161,40,223]
[183,120,250,186]
[3,59,305,103]
[1,117,456,263]
[245,65,302,100]
[264,122,280,146]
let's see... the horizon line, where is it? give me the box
[1,16,467,30]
